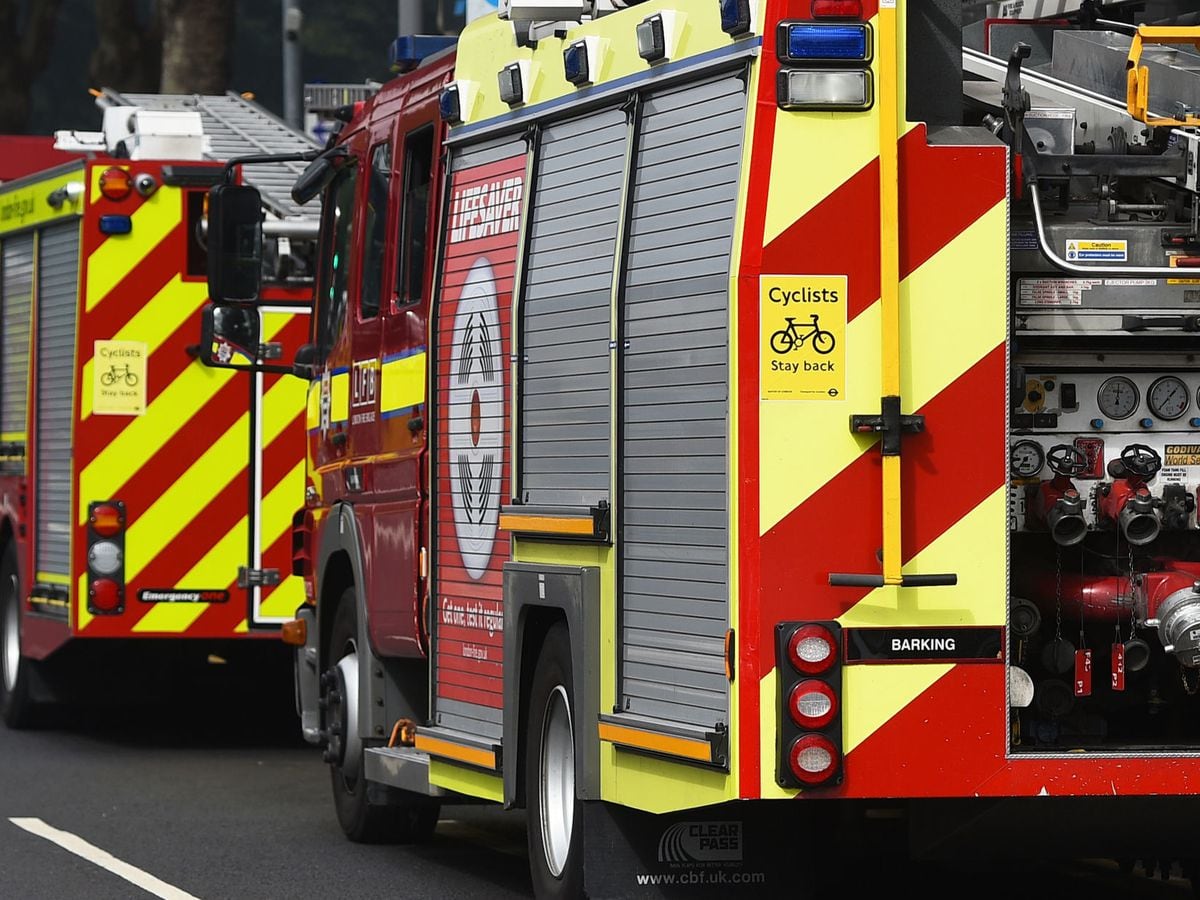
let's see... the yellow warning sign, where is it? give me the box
[1165,444,1200,466]
[760,274,846,400]
[1167,254,1200,285]
[93,340,147,416]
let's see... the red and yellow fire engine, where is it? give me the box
[0,99,314,727]
[204,1,1200,895]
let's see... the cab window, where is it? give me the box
[315,165,359,360]
[359,142,391,319]
[395,126,434,309]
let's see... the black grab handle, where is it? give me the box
[828,573,957,588]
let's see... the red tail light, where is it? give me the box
[787,623,838,674]
[788,734,841,784]
[788,679,838,729]
[811,0,862,18]
[99,167,133,201]
[777,621,843,788]
[87,500,126,615]
[89,578,122,612]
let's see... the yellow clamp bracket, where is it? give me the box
[1126,25,1200,127]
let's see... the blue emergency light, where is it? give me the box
[99,215,132,235]
[779,22,871,62]
[719,0,752,36]
[389,35,457,73]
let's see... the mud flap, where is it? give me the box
[581,800,823,899]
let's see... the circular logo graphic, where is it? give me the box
[448,258,504,580]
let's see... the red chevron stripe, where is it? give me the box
[132,411,303,592]
[757,343,1006,659]
[762,128,1007,325]
[81,220,186,330]
[834,665,1006,798]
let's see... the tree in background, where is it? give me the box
[89,0,161,95]
[0,0,64,132]
[159,0,235,94]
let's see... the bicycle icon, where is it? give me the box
[769,313,836,355]
[100,364,139,388]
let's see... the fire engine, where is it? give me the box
[0,94,317,727]
[202,0,1200,895]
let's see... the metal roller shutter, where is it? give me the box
[35,223,80,578]
[619,70,747,730]
[1,234,34,471]
[519,107,625,509]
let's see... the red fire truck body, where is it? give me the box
[203,1,1200,895]
[1,103,314,725]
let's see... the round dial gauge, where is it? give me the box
[1009,440,1046,478]
[1097,376,1139,420]
[1148,375,1189,421]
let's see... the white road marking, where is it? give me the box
[8,817,202,900]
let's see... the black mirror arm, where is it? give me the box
[221,149,325,184]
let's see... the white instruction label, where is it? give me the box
[1017,278,1101,306]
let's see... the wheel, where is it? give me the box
[325,589,439,843]
[769,329,795,355]
[525,622,583,899]
[812,329,836,355]
[0,542,35,728]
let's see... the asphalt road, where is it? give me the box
[0,658,1197,900]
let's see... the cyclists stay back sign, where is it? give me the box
[760,274,846,401]
[93,340,148,416]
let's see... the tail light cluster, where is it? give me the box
[776,621,843,788]
[87,500,126,615]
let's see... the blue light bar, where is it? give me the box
[389,35,457,73]
[98,215,132,235]
[779,23,872,63]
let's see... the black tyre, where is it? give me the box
[326,589,439,843]
[0,542,35,728]
[769,330,795,355]
[812,330,836,355]
[525,622,583,899]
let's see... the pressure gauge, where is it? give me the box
[1148,375,1189,421]
[1009,440,1046,478]
[1097,376,1139,420]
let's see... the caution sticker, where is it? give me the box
[1165,444,1200,467]
[1065,239,1127,262]
[760,274,846,401]
[93,340,148,416]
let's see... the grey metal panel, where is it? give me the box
[453,133,528,171]
[1,234,33,454]
[35,223,80,577]
[519,107,625,509]
[619,71,745,732]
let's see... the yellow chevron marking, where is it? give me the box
[79,314,292,525]
[85,186,182,312]
[76,574,92,633]
[79,364,235,524]
[839,487,1007,752]
[759,199,1007,534]
[757,488,1006,795]
[899,200,1008,408]
[260,577,305,620]
[131,468,299,633]
[131,459,301,633]
[80,277,209,420]
[234,619,249,633]
[381,351,426,415]
[123,375,297,585]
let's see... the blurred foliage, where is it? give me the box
[25,0,454,135]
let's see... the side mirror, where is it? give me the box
[200,303,262,370]
[292,148,347,205]
[207,183,264,302]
